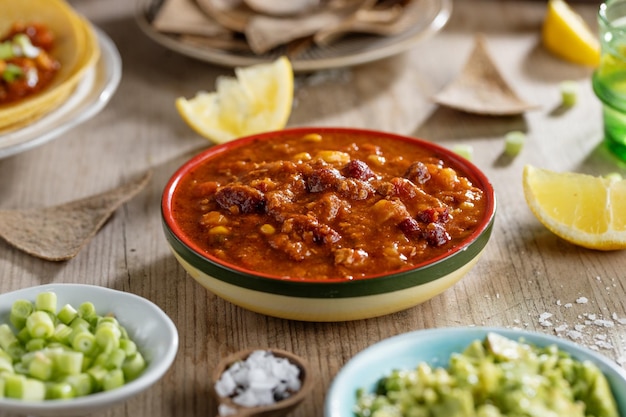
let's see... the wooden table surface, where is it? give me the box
[1,0,625,416]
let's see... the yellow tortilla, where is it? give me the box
[0,0,100,131]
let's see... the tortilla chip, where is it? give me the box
[0,0,99,130]
[153,0,231,37]
[0,171,152,261]
[433,35,538,116]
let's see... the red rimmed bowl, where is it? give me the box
[161,127,496,322]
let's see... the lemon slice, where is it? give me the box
[541,0,600,66]
[523,165,626,250]
[176,56,294,144]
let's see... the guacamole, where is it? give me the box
[354,333,620,417]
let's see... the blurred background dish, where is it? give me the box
[0,283,178,417]
[325,327,626,417]
[136,0,452,72]
[0,27,121,159]
[0,0,100,132]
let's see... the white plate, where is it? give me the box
[0,27,122,159]
[136,0,452,72]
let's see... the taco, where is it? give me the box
[0,0,100,132]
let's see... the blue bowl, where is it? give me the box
[325,326,626,416]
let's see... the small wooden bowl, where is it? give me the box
[211,348,315,417]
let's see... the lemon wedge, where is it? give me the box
[541,0,600,66]
[176,56,294,144]
[523,165,626,250]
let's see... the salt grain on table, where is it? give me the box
[215,350,301,415]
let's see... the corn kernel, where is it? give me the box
[201,211,228,226]
[208,226,230,235]
[316,150,350,165]
[259,224,276,235]
[367,154,386,167]
[293,152,312,162]
[302,133,323,142]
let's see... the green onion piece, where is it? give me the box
[10,300,33,331]
[122,352,146,382]
[69,317,91,331]
[2,63,23,83]
[119,339,137,356]
[0,41,14,60]
[560,80,578,107]
[45,381,74,399]
[95,323,121,352]
[104,348,127,370]
[452,145,473,161]
[26,311,55,339]
[35,292,57,314]
[28,353,53,381]
[71,331,96,355]
[16,327,31,345]
[3,374,45,400]
[0,349,14,374]
[87,365,107,391]
[504,131,526,157]
[54,350,83,376]
[25,338,46,353]
[77,302,98,325]
[12,33,40,58]
[604,172,623,182]
[62,373,92,397]
[4,374,27,398]
[57,304,78,325]
[52,323,73,345]
[102,369,125,391]
[0,324,19,351]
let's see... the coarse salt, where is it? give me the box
[215,350,301,414]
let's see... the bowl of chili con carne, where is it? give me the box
[162,127,496,321]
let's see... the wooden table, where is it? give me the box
[1,0,625,416]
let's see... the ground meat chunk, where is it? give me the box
[423,222,451,246]
[282,214,341,246]
[404,161,431,184]
[309,193,350,223]
[306,167,343,193]
[214,184,266,214]
[342,160,376,181]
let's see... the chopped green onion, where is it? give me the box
[604,172,623,182]
[26,311,55,339]
[2,63,23,83]
[62,373,92,397]
[71,331,96,355]
[0,324,19,351]
[102,369,125,391]
[452,145,473,161]
[0,41,14,60]
[28,353,53,381]
[12,34,40,59]
[56,304,78,325]
[54,350,83,376]
[10,300,33,330]
[45,381,74,399]
[560,80,578,107]
[504,131,526,157]
[35,292,57,314]
[122,352,146,381]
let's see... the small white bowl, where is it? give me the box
[325,327,626,417]
[0,283,179,417]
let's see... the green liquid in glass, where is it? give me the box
[593,57,626,161]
